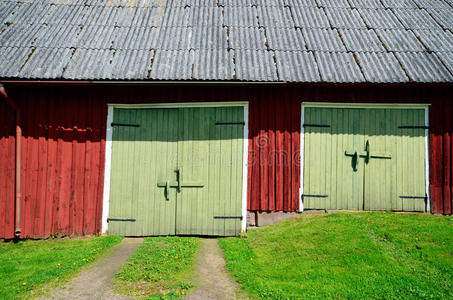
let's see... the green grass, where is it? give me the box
[0,235,123,299]
[219,212,453,299]
[114,237,201,299]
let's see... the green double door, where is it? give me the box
[108,106,244,236]
[303,107,427,212]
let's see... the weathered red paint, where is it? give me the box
[0,84,452,239]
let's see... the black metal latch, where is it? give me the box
[111,122,140,127]
[107,218,136,222]
[303,124,330,128]
[215,122,245,125]
[213,216,243,220]
[398,125,429,129]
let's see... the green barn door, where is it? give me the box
[364,109,426,211]
[303,108,364,210]
[303,106,426,212]
[176,107,244,236]
[108,106,244,236]
[108,108,178,236]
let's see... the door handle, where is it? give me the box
[345,150,359,171]
[352,151,358,171]
[175,169,181,193]
[365,140,370,163]
[164,181,169,200]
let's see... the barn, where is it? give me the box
[1,0,453,239]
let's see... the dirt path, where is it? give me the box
[41,238,143,300]
[185,239,243,300]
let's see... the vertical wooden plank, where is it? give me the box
[341,107,349,210]
[311,107,320,209]
[72,99,87,235]
[402,109,409,211]
[443,102,452,214]
[34,95,48,237]
[275,101,284,210]
[247,100,258,211]
[336,108,344,210]
[268,99,276,211]
[429,101,442,213]
[213,108,223,234]
[94,98,107,234]
[131,109,144,236]
[319,108,327,209]
[0,100,15,238]
[259,103,269,211]
[219,107,229,235]
[58,98,74,235]
[198,108,210,235]
[82,96,97,234]
[390,109,398,210]
[222,107,232,236]
[208,107,220,235]
[349,109,357,210]
[0,104,5,238]
[290,99,300,211]
[149,109,159,235]
[325,108,338,209]
[236,107,244,233]
[330,108,338,209]
[396,109,403,211]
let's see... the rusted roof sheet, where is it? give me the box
[0,0,452,83]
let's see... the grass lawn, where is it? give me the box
[219,212,453,299]
[0,235,122,299]
[113,237,201,299]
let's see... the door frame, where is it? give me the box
[102,101,249,234]
[299,102,430,213]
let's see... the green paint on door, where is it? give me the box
[303,107,426,212]
[108,106,244,236]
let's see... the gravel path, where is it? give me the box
[185,239,243,300]
[40,238,143,300]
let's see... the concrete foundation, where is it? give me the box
[247,210,326,228]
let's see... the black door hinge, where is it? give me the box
[111,123,140,127]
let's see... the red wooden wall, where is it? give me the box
[0,84,452,239]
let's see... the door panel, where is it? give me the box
[396,108,426,211]
[364,108,394,211]
[176,107,243,236]
[364,108,426,211]
[303,108,364,210]
[109,108,178,236]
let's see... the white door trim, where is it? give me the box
[299,102,430,213]
[102,101,249,234]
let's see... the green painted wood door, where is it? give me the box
[303,108,365,210]
[176,107,243,236]
[109,108,178,236]
[303,107,426,212]
[364,109,426,211]
[108,106,244,236]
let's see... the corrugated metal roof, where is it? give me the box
[381,0,419,9]
[302,28,346,51]
[274,50,320,82]
[340,29,386,52]
[375,29,426,52]
[0,0,452,83]
[355,52,409,82]
[315,51,366,83]
[437,52,453,74]
[396,52,453,82]
[413,29,453,52]
[324,8,367,29]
